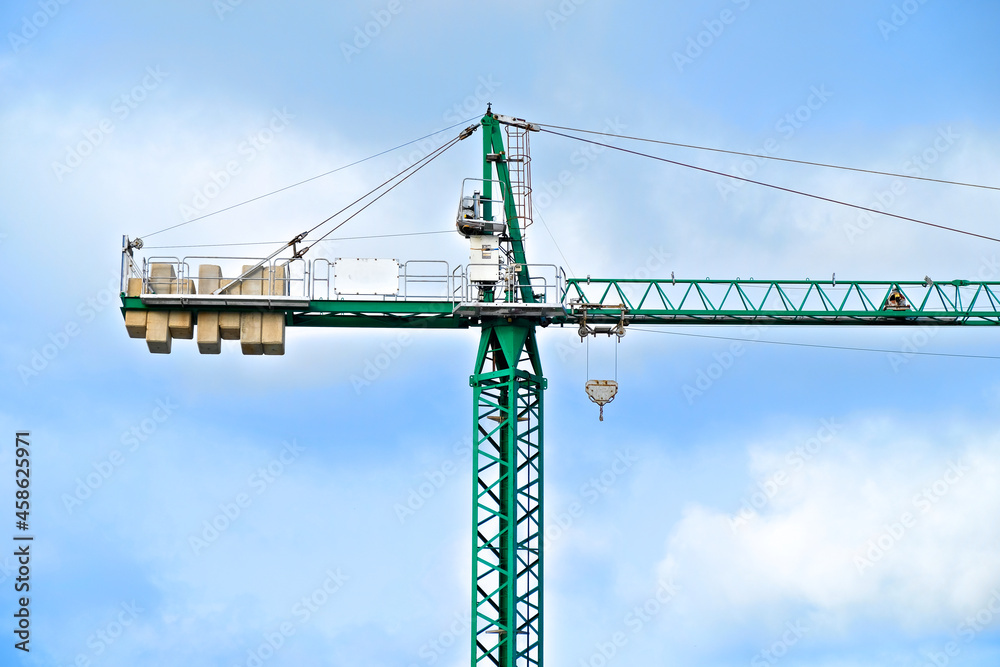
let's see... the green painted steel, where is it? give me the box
[121,275,1000,329]
[470,321,545,667]
[288,314,469,329]
[564,278,1000,325]
[305,300,456,314]
[483,115,495,225]
[120,297,456,315]
[120,298,469,329]
[480,113,535,304]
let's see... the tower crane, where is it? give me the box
[118,108,1000,667]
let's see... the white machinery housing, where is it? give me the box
[468,234,501,283]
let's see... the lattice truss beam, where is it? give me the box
[471,322,545,667]
[566,278,1000,324]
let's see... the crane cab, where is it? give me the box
[884,288,911,311]
[455,188,505,238]
[456,182,506,285]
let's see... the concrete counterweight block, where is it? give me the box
[198,264,222,295]
[262,264,286,355]
[125,310,146,338]
[197,313,221,354]
[197,265,222,354]
[168,279,196,340]
[124,311,147,339]
[149,263,177,294]
[145,263,178,353]
[133,261,288,354]
[262,314,285,355]
[124,277,146,339]
[146,312,171,354]
[239,265,264,355]
[219,278,241,340]
[269,264,287,296]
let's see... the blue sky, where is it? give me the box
[2,1,1000,666]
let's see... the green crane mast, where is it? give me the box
[119,109,1000,667]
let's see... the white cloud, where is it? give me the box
[654,417,1000,647]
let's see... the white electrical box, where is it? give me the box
[469,235,501,283]
[333,258,400,295]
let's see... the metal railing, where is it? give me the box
[310,258,464,302]
[128,255,308,297]
[458,178,511,227]
[122,245,568,309]
[459,263,566,304]
[400,260,457,300]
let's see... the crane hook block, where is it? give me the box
[585,380,618,422]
